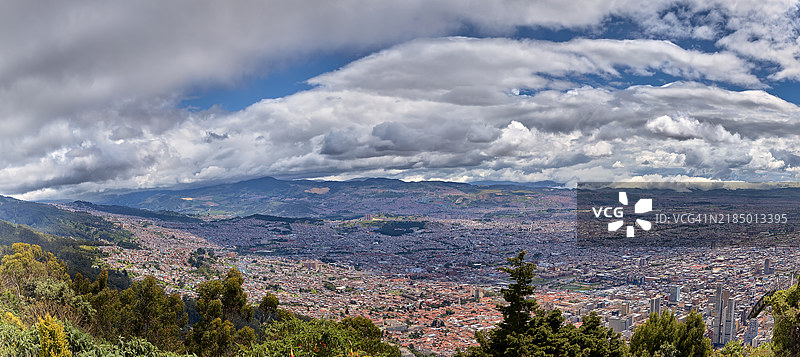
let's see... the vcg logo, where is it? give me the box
[592,192,653,237]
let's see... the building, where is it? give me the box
[711,284,736,346]
[637,257,648,267]
[650,296,663,316]
[744,319,758,346]
[608,316,630,333]
[302,261,319,270]
[669,285,681,303]
[764,259,774,275]
[472,286,484,300]
[618,302,630,316]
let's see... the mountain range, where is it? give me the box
[92,176,573,218]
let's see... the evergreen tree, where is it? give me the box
[460,250,627,357]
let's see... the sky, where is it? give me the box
[3,0,800,200]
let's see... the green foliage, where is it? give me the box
[70,201,202,224]
[496,251,538,335]
[87,276,188,352]
[257,293,280,324]
[0,220,130,290]
[0,316,191,357]
[323,281,337,292]
[716,341,744,357]
[245,316,400,357]
[0,196,136,245]
[0,318,39,356]
[189,268,255,356]
[770,283,800,357]
[375,221,425,236]
[743,343,775,357]
[629,310,710,357]
[460,251,626,357]
[1,242,68,295]
[188,248,216,269]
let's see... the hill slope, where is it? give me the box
[96,176,573,217]
[0,195,135,244]
[0,220,129,289]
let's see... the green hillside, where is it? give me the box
[0,220,129,290]
[0,196,136,245]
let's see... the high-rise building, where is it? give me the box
[619,302,630,316]
[669,285,681,303]
[744,319,758,346]
[637,257,648,267]
[740,306,750,326]
[764,259,774,275]
[650,296,663,316]
[472,286,484,300]
[711,284,736,346]
[722,297,736,344]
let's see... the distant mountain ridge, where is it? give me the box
[95,176,573,218]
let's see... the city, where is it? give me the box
[62,199,795,355]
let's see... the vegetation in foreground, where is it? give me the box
[459,251,784,357]
[0,242,400,356]
[0,238,798,356]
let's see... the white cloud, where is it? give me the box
[584,141,614,157]
[2,1,800,197]
[311,37,762,97]
[645,115,741,142]
[637,150,687,168]
[4,36,800,197]
[746,147,786,170]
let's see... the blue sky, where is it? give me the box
[2,1,800,199]
[181,13,800,112]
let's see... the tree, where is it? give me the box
[0,243,67,296]
[116,276,187,352]
[716,340,744,357]
[630,310,710,357]
[630,310,678,356]
[460,250,626,357]
[496,251,538,335]
[258,292,280,323]
[246,316,401,357]
[221,269,252,322]
[37,314,72,357]
[189,268,256,356]
[770,282,800,357]
[675,311,712,357]
[88,276,187,353]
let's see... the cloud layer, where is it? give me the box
[2,1,800,198]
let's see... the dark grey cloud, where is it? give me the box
[204,131,229,143]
